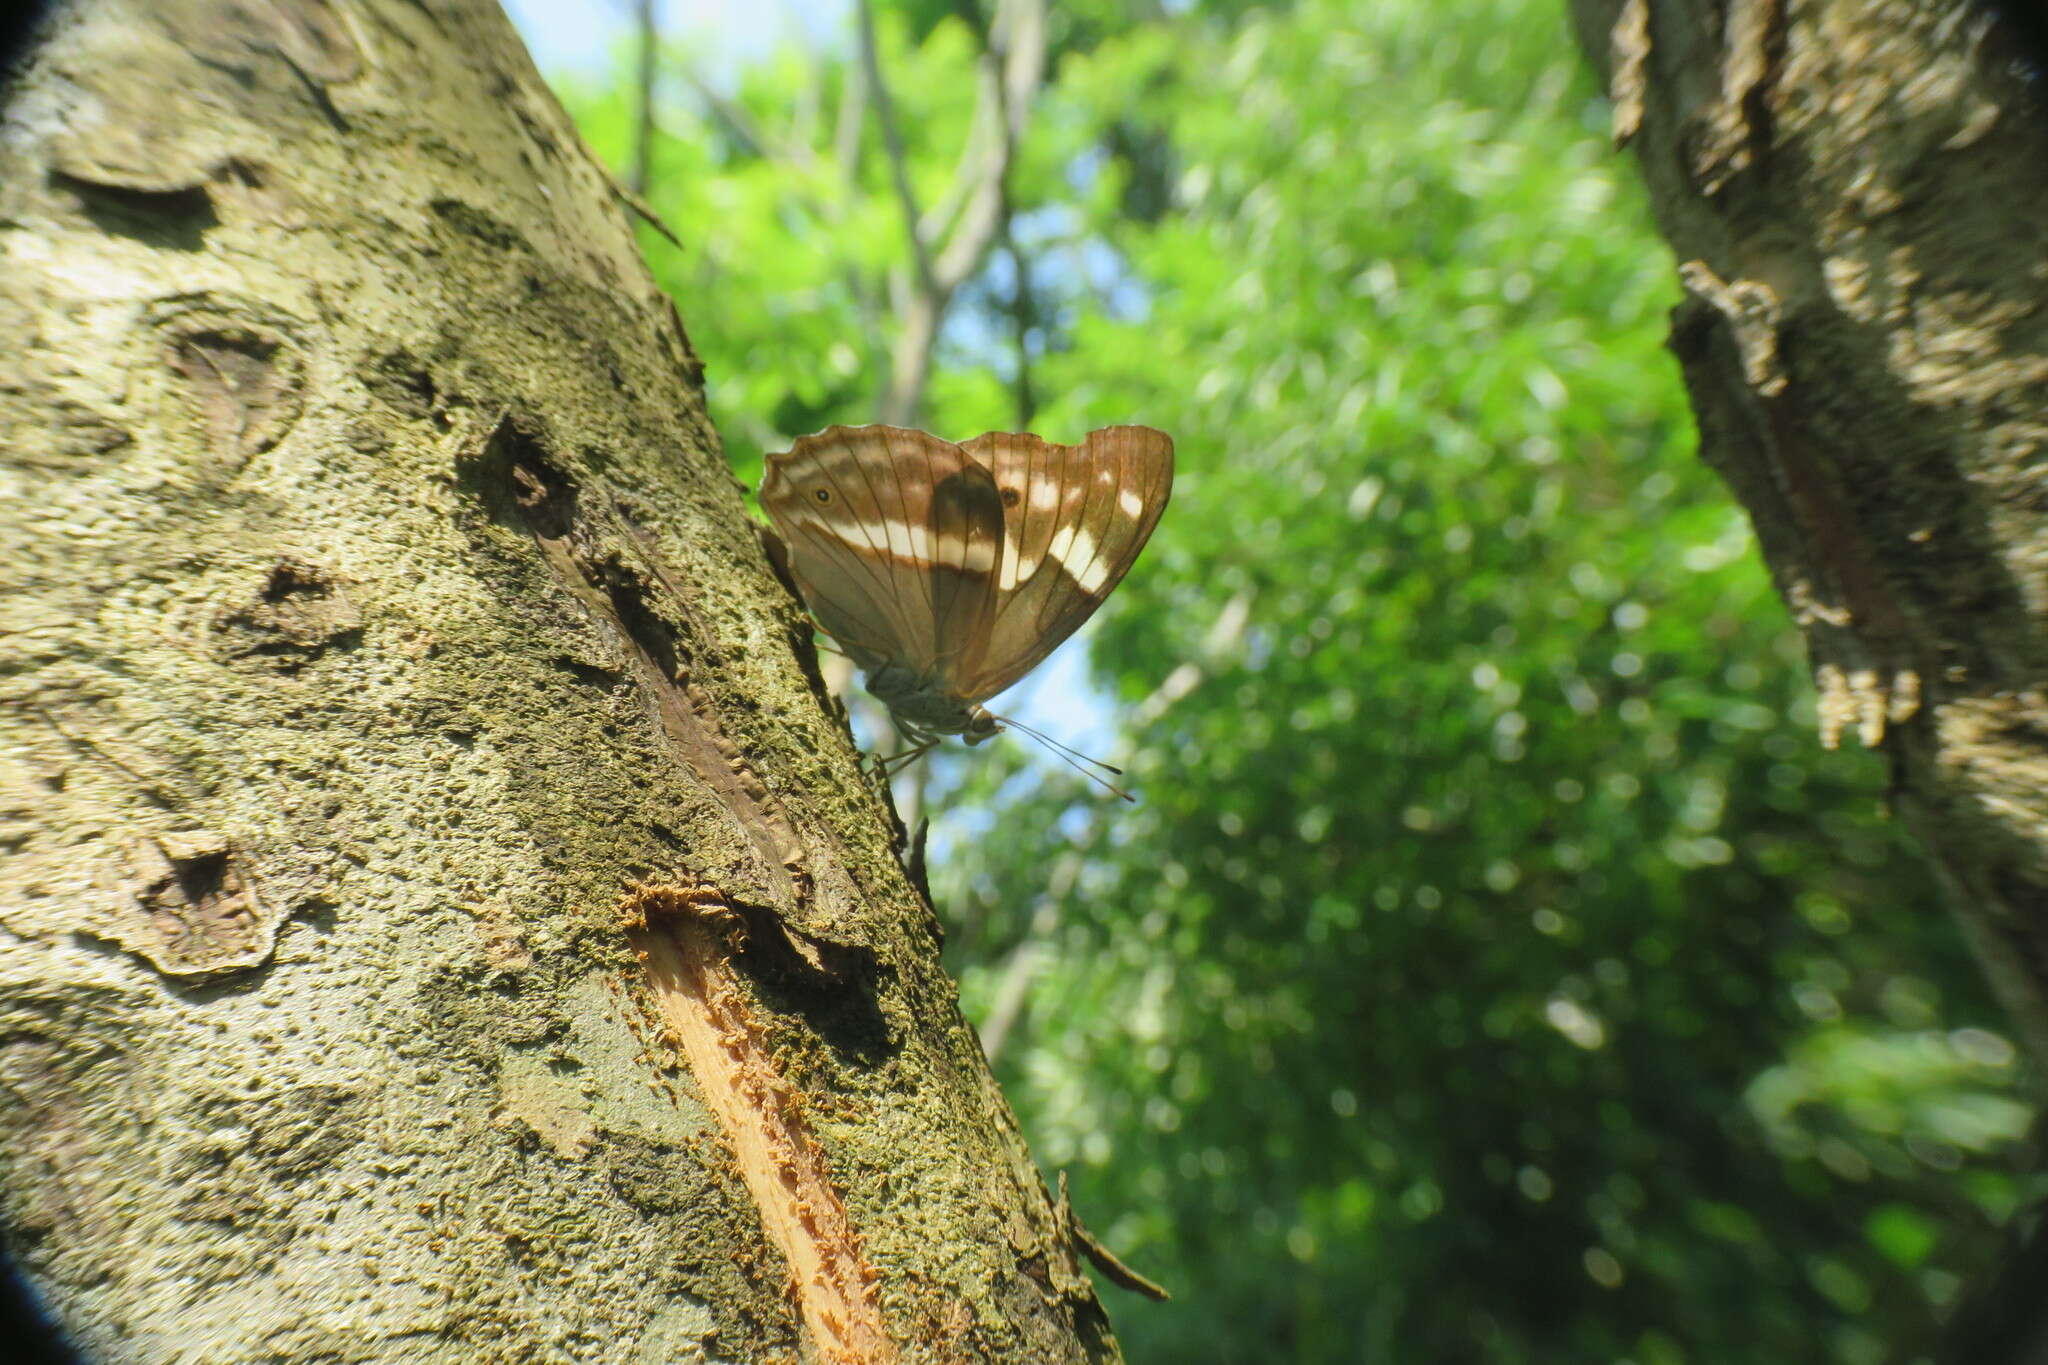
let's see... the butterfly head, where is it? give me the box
[959,707,1002,745]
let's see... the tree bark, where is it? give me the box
[0,3,1118,1361]
[1566,0,2048,1069]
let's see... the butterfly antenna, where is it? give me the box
[993,715,1136,802]
[997,717,1124,776]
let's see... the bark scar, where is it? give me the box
[163,321,306,461]
[623,881,897,1365]
[1672,265,1925,749]
[211,557,363,670]
[117,831,282,976]
[485,415,822,937]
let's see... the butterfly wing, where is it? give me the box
[955,425,1174,701]
[925,458,1005,681]
[760,424,1001,689]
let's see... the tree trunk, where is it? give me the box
[1565,0,2048,1069]
[0,3,1118,1361]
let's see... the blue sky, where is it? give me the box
[502,0,849,79]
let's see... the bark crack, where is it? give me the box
[487,416,819,927]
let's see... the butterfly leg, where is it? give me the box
[874,736,939,780]
[869,718,939,779]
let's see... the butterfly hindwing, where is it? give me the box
[958,425,1173,700]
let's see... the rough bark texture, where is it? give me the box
[1566,0,2048,1069]
[0,2,1119,1361]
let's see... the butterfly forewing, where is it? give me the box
[925,460,1005,680]
[761,425,974,677]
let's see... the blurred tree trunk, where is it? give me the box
[629,0,657,196]
[1565,0,2048,1068]
[0,3,1117,1362]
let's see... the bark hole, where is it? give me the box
[502,429,578,540]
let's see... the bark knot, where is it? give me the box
[111,831,284,976]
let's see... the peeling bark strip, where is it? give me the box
[623,883,896,1365]
[1691,0,1784,195]
[1608,0,1650,147]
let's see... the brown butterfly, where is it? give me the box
[760,423,1173,782]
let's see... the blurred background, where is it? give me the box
[511,0,2041,1358]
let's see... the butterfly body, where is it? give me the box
[761,423,1172,758]
[860,664,1001,743]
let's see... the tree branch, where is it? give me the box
[672,66,785,164]
[833,51,866,187]
[916,82,993,248]
[1002,213,1036,428]
[871,0,1049,426]
[855,0,938,300]
[629,0,657,194]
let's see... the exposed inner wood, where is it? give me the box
[624,883,897,1365]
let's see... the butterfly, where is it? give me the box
[760,423,1173,782]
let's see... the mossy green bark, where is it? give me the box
[0,2,1118,1359]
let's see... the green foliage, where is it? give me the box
[548,1,2038,1360]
